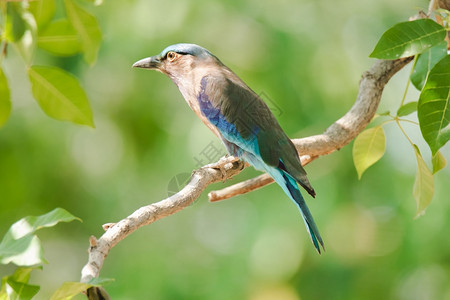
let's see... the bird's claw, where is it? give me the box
[206,155,240,181]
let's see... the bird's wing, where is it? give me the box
[199,75,315,197]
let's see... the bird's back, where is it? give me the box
[198,69,315,196]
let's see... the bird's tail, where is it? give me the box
[275,171,325,254]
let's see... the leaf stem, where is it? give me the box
[398,118,419,125]
[395,118,414,146]
[399,55,418,108]
[379,115,419,129]
[379,119,396,127]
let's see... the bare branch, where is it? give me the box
[81,57,412,298]
[80,157,245,283]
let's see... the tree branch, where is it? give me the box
[80,57,412,298]
[80,157,245,282]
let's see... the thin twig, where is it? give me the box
[429,0,438,16]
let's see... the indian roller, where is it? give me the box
[133,43,324,253]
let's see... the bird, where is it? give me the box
[133,43,324,253]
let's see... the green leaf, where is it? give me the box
[0,235,45,266]
[412,145,434,218]
[87,277,114,286]
[65,0,102,65]
[432,150,447,174]
[3,208,81,242]
[418,55,450,155]
[370,19,446,59]
[5,3,37,63]
[411,41,447,91]
[50,277,113,300]
[377,110,391,116]
[353,126,386,179]
[38,19,81,56]
[0,208,80,266]
[10,267,36,283]
[6,3,26,41]
[29,0,56,28]
[0,235,35,262]
[14,11,37,64]
[50,282,92,300]
[0,280,7,300]
[28,66,95,127]
[0,68,11,128]
[5,279,40,300]
[397,101,417,117]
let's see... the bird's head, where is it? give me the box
[132,43,220,82]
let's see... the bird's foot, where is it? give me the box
[206,155,241,181]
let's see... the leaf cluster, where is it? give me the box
[0,0,102,129]
[354,15,449,217]
[0,209,112,300]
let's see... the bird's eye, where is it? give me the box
[167,51,178,62]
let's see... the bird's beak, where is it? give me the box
[132,56,161,69]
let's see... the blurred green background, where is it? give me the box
[1,0,450,299]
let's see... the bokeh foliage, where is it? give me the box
[1,0,450,299]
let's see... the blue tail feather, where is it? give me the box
[280,172,324,254]
[237,151,324,253]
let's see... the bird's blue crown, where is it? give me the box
[160,43,213,58]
